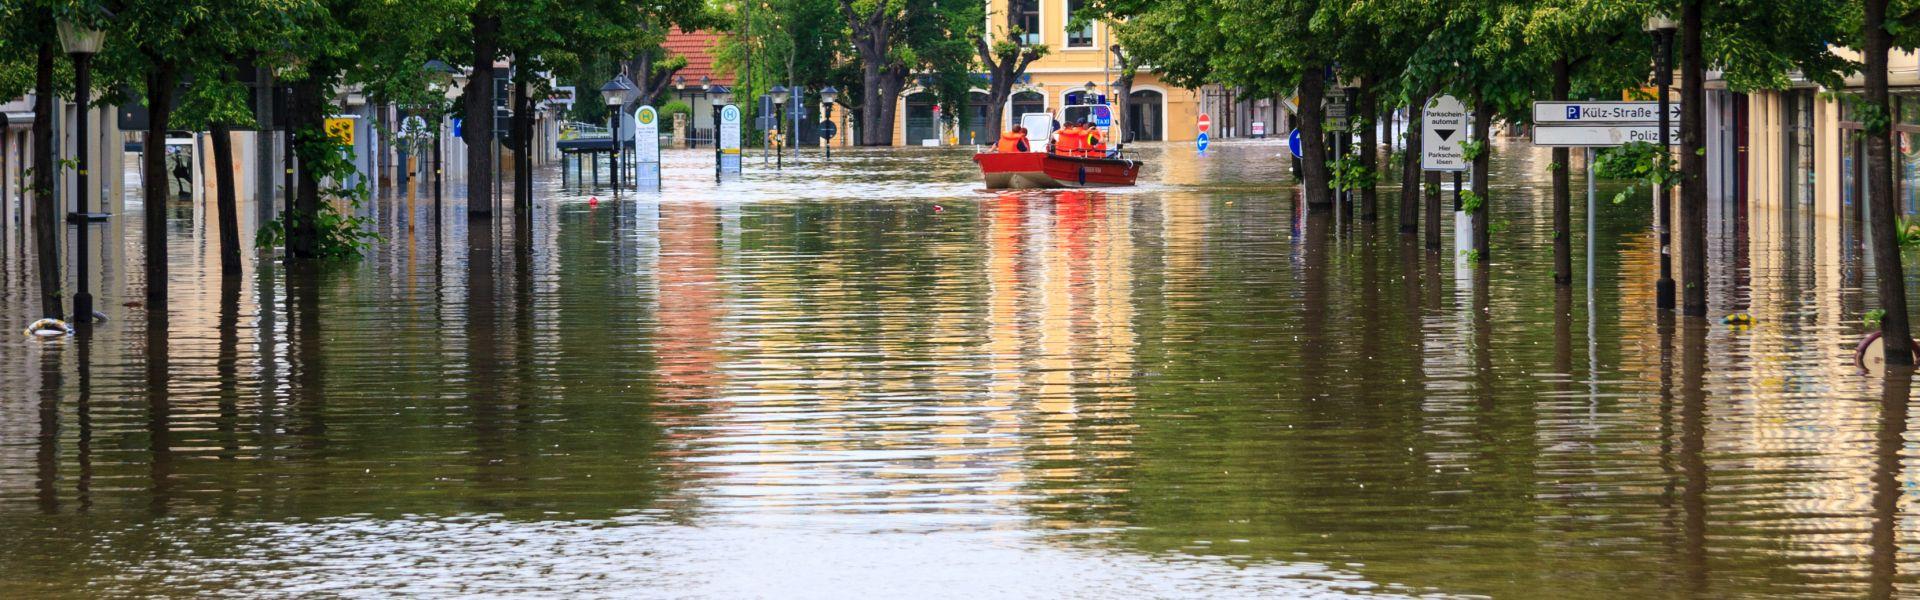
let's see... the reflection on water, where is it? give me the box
[1,140,1917,597]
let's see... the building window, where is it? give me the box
[1012,0,1040,46]
[1066,0,1094,48]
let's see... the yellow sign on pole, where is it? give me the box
[325,118,355,146]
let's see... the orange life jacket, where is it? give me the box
[995,132,1029,153]
[1056,127,1085,156]
[1086,129,1106,157]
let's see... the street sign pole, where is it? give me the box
[1197,113,1212,152]
[634,105,661,190]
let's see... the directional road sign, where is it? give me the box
[1422,95,1468,172]
[1288,129,1303,158]
[1533,101,1680,124]
[1532,125,1682,147]
[1197,131,1210,152]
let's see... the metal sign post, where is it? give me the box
[719,105,742,178]
[634,105,661,190]
[1197,113,1211,152]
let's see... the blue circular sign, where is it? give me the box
[1288,129,1303,158]
[1197,132,1210,152]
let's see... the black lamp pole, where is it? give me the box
[711,85,730,183]
[1652,19,1677,311]
[68,48,97,327]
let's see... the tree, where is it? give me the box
[1522,0,1647,285]
[1109,44,1141,142]
[0,1,61,318]
[1866,0,1912,362]
[839,0,903,146]
[1102,0,1340,205]
[100,0,206,303]
[716,0,850,141]
[974,0,1047,136]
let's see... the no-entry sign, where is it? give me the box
[1197,113,1211,134]
[1421,95,1468,172]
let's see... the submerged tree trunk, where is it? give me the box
[1299,65,1332,206]
[1551,57,1572,286]
[286,77,327,260]
[145,62,179,304]
[513,69,532,219]
[1111,48,1137,142]
[1400,99,1422,234]
[466,13,499,218]
[32,41,58,319]
[212,122,241,275]
[1358,82,1379,221]
[1864,0,1913,363]
[858,60,885,146]
[1471,98,1491,263]
[876,65,906,146]
[1679,0,1708,316]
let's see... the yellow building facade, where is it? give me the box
[891,0,1211,146]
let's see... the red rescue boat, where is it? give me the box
[973,151,1142,189]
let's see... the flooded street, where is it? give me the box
[1,139,1915,598]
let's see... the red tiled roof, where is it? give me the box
[663,30,735,87]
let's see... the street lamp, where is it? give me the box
[1082,81,1098,104]
[710,84,732,182]
[1647,12,1677,311]
[768,85,789,170]
[600,74,637,190]
[819,86,839,160]
[59,16,106,328]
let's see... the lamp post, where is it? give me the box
[674,75,686,147]
[676,75,713,148]
[710,85,732,182]
[1647,12,1677,311]
[600,74,637,190]
[768,85,788,170]
[59,17,105,328]
[819,86,839,160]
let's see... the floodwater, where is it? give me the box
[0,138,1915,598]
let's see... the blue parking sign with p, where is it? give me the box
[1565,106,1581,120]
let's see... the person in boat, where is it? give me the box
[1084,124,1106,158]
[1054,120,1086,157]
[995,126,1031,153]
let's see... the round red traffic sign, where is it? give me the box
[1198,113,1211,133]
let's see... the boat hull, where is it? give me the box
[973,152,1141,189]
